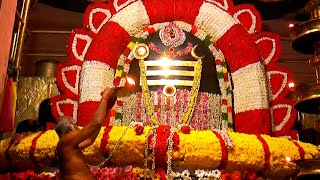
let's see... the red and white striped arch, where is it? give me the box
[50,0,297,138]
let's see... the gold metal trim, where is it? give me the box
[290,19,320,40]
[30,30,72,34]
[144,60,197,67]
[146,79,193,86]
[146,70,195,77]
[306,0,320,19]
[294,83,320,114]
[14,0,32,78]
[133,43,149,60]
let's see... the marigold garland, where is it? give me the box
[292,140,306,160]
[0,127,319,178]
[213,131,228,170]
[29,131,45,165]
[256,134,271,170]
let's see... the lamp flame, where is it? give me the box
[126,76,135,86]
[288,82,295,88]
[286,156,291,162]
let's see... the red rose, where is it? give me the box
[124,59,131,64]
[114,77,121,86]
[135,124,144,135]
[181,126,191,134]
[117,100,123,106]
[110,110,117,116]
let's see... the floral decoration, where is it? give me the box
[133,122,144,135]
[180,125,191,134]
[0,128,319,178]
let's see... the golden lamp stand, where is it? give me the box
[290,0,320,179]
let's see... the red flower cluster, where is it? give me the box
[221,170,242,180]
[134,123,144,135]
[180,125,191,134]
[0,170,54,180]
[90,166,136,180]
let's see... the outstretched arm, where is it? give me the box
[62,88,116,148]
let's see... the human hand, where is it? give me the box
[101,87,116,100]
[101,87,117,111]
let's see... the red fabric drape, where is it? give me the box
[0,77,16,132]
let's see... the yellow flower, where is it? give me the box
[0,127,319,178]
[128,42,135,50]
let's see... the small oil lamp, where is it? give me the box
[126,76,136,87]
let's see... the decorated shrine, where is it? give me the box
[1,0,320,179]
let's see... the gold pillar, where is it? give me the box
[13,0,32,80]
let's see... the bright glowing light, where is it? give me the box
[126,76,135,86]
[137,46,147,56]
[289,23,294,28]
[162,69,170,77]
[288,82,295,88]
[159,57,171,68]
[286,156,291,162]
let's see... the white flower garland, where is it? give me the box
[111,0,150,36]
[206,0,229,11]
[267,71,288,101]
[79,61,115,103]
[113,0,137,12]
[271,104,292,132]
[195,169,221,180]
[255,37,277,65]
[61,65,81,95]
[89,8,112,34]
[232,62,269,113]
[233,9,257,34]
[72,34,92,61]
[195,2,236,41]
[56,99,78,121]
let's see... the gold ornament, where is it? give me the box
[163,85,176,97]
[133,43,150,60]
[191,45,205,60]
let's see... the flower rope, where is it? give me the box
[5,134,26,168]
[212,130,228,169]
[100,126,113,158]
[93,126,128,168]
[166,126,176,179]
[256,134,271,170]
[29,131,45,166]
[292,140,306,160]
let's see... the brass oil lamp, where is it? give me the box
[291,0,320,114]
[290,0,320,179]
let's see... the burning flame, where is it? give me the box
[288,82,295,88]
[285,156,291,162]
[288,23,294,28]
[126,76,135,86]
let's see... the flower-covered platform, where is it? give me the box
[1,126,319,179]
